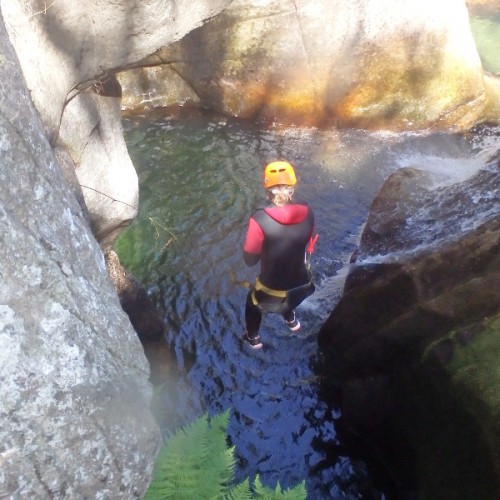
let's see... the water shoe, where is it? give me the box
[243,331,263,349]
[285,313,301,331]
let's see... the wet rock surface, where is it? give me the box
[0,16,159,498]
[106,249,165,342]
[318,154,500,497]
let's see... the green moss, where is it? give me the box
[446,316,500,474]
[448,316,500,399]
[403,315,500,498]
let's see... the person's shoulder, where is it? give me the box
[293,201,312,212]
[296,202,314,221]
[251,203,272,216]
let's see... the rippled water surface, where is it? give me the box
[116,109,499,498]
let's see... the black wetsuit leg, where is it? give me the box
[245,291,262,338]
[282,308,295,322]
[282,281,315,322]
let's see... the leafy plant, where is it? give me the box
[251,476,307,499]
[144,410,307,499]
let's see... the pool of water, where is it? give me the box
[115,108,498,498]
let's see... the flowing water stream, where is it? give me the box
[115,107,499,498]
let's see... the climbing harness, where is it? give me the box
[250,276,288,305]
[230,269,252,290]
[232,232,319,312]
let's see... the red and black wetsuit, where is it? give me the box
[243,202,315,336]
[244,203,314,288]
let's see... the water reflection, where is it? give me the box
[116,108,498,498]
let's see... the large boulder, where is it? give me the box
[0,13,160,498]
[119,0,499,131]
[466,0,499,16]
[55,76,140,248]
[317,159,500,497]
[1,0,232,247]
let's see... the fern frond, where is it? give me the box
[279,481,307,500]
[144,409,236,499]
[223,479,253,500]
[143,410,308,500]
[252,475,307,500]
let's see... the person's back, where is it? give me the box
[249,203,313,290]
[242,161,316,350]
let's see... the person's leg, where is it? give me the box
[282,307,295,323]
[245,291,262,337]
[282,307,300,331]
[243,291,263,348]
[281,282,316,331]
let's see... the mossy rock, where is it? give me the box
[404,314,500,499]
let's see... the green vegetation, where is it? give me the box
[447,315,500,437]
[470,16,500,74]
[409,314,500,497]
[144,410,307,499]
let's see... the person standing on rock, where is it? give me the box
[242,160,317,349]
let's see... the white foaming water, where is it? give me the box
[394,153,485,188]
[382,125,500,189]
[343,127,500,265]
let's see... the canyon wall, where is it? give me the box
[318,156,500,497]
[119,0,500,131]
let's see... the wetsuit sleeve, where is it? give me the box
[309,208,315,238]
[243,217,263,266]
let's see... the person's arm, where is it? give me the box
[309,207,315,239]
[243,217,263,266]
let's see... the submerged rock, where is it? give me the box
[317,156,500,497]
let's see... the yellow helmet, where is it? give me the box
[263,161,297,188]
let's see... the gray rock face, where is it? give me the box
[57,81,139,249]
[1,0,232,248]
[0,13,159,499]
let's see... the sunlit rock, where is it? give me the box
[317,158,500,497]
[1,0,232,246]
[466,0,500,16]
[56,77,140,249]
[0,18,160,498]
[481,75,500,123]
[119,0,497,131]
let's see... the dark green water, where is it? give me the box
[116,109,498,498]
[471,13,500,74]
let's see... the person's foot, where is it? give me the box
[243,331,263,349]
[285,312,301,331]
